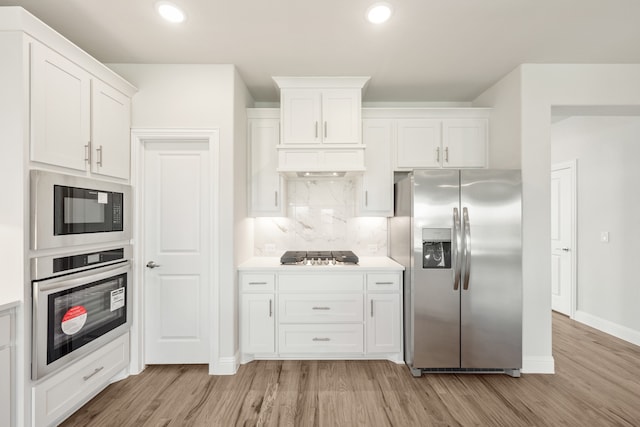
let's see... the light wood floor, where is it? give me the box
[62,312,640,426]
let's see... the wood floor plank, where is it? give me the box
[61,313,640,426]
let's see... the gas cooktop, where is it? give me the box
[280,250,359,265]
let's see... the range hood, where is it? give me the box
[273,76,369,177]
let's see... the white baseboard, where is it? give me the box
[522,356,555,374]
[574,310,640,347]
[210,351,240,375]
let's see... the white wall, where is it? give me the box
[474,64,640,373]
[551,115,640,343]
[107,63,246,371]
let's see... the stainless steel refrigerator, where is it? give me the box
[390,169,522,377]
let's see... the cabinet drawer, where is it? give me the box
[33,333,129,427]
[366,274,400,292]
[279,324,363,354]
[240,274,275,292]
[279,294,363,323]
[279,274,363,292]
[0,314,10,347]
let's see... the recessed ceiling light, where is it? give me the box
[366,2,393,24]
[155,1,186,23]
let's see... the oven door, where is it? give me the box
[32,261,132,380]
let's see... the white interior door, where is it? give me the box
[144,141,210,364]
[551,163,575,316]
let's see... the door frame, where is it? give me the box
[551,159,578,318]
[130,128,220,374]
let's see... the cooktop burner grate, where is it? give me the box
[280,250,359,265]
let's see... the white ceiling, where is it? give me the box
[2,0,640,103]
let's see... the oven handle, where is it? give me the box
[33,260,131,293]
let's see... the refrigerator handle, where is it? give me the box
[462,207,471,290]
[453,207,461,290]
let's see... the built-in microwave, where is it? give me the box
[31,170,131,250]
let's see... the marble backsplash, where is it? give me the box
[253,178,388,256]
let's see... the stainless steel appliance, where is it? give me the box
[280,250,359,265]
[390,169,522,377]
[31,170,131,250]
[31,246,132,380]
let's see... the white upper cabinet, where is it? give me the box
[29,39,134,180]
[91,79,131,179]
[248,109,285,216]
[441,119,487,168]
[364,109,490,171]
[31,42,91,172]
[359,119,394,217]
[396,119,442,168]
[280,88,361,145]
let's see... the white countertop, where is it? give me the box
[238,256,404,271]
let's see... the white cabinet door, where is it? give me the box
[31,42,90,172]
[396,119,441,168]
[442,119,487,168]
[248,118,284,216]
[321,89,361,144]
[360,119,393,216]
[281,89,321,144]
[91,80,131,179]
[366,293,401,353]
[241,293,275,354]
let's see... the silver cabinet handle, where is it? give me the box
[146,261,160,269]
[84,143,91,163]
[312,306,331,310]
[83,366,104,381]
[312,337,330,342]
[375,282,394,285]
[275,191,278,207]
[453,207,461,291]
[436,147,440,162]
[370,299,374,317]
[365,190,368,206]
[248,281,267,285]
[269,299,273,317]
[96,145,103,167]
[315,121,318,138]
[462,207,471,290]
[324,121,327,138]
[444,146,449,162]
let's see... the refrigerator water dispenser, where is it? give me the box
[422,228,452,269]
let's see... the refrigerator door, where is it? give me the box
[460,170,522,369]
[411,170,461,368]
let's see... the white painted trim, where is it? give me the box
[212,351,240,375]
[272,76,370,90]
[551,159,578,319]
[522,356,555,374]
[574,311,640,347]
[130,128,221,376]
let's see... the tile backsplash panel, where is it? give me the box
[253,178,388,256]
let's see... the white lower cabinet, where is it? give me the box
[241,293,275,354]
[33,332,130,427]
[239,270,402,362]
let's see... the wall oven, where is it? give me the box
[31,170,131,250]
[31,246,132,380]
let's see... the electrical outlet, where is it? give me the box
[264,243,276,253]
[367,244,378,253]
[600,232,609,243]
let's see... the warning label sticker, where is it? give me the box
[61,305,88,335]
[110,288,125,312]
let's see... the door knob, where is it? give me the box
[561,247,570,252]
[146,261,161,269]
